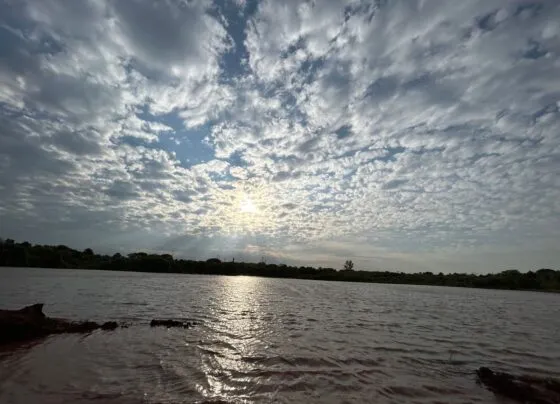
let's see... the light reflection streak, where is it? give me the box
[196,276,269,402]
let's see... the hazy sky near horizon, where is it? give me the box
[0,0,559,273]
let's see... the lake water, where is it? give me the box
[0,267,559,404]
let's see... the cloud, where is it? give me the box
[0,0,559,272]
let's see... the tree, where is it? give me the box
[161,254,174,261]
[206,258,221,264]
[343,260,354,271]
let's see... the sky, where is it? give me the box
[0,0,559,273]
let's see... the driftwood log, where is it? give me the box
[0,304,118,345]
[150,319,192,328]
[477,367,560,404]
[1,304,198,346]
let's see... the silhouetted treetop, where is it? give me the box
[343,260,354,271]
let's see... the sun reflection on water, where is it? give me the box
[196,276,271,402]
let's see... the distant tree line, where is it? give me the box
[0,238,558,292]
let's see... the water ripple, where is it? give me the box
[0,269,559,403]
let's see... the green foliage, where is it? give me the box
[0,239,558,292]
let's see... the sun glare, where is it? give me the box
[201,183,274,234]
[239,197,257,213]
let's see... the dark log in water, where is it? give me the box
[0,304,119,345]
[476,367,560,404]
[150,319,191,328]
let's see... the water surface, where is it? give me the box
[1,267,559,403]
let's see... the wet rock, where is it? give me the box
[0,304,119,345]
[150,319,191,328]
[476,366,560,404]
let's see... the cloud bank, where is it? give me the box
[1,0,559,272]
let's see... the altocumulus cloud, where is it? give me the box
[0,0,559,273]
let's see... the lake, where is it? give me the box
[0,267,559,403]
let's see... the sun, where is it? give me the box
[239,197,257,213]
[201,184,271,234]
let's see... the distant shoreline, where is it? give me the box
[2,265,560,295]
[1,239,558,293]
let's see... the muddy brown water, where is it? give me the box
[1,267,559,403]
